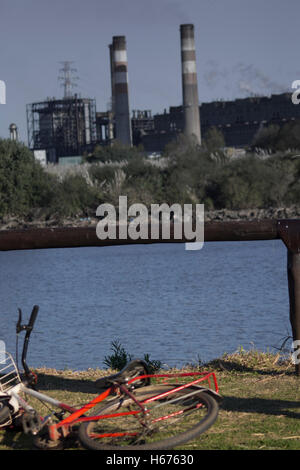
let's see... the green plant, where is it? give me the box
[2,135,300,222]
[142,353,162,373]
[86,142,145,163]
[0,139,55,217]
[252,120,300,151]
[103,341,162,372]
[203,127,225,153]
[103,340,132,370]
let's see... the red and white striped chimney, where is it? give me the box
[111,36,132,146]
[180,24,201,144]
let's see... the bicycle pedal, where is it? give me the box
[22,411,42,435]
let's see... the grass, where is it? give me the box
[0,351,299,450]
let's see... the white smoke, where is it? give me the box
[235,63,287,96]
[203,61,288,98]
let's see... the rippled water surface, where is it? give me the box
[0,240,290,370]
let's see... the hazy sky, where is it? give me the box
[0,0,298,142]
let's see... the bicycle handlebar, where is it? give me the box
[17,305,39,381]
[16,305,39,334]
[28,305,39,329]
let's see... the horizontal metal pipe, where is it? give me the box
[0,219,280,251]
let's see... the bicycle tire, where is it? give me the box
[33,430,64,450]
[0,403,11,427]
[95,359,150,390]
[78,384,219,450]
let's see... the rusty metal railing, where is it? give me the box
[1,219,299,375]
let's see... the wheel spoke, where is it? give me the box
[78,385,219,449]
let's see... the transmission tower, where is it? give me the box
[58,61,79,98]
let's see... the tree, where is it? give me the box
[252,121,300,152]
[0,139,55,217]
[203,127,225,153]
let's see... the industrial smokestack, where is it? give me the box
[112,36,132,146]
[180,24,201,144]
[109,43,115,113]
[108,43,115,141]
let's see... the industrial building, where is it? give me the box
[135,92,300,152]
[26,96,97,164]
[25,25,300,164]
[27,92,299,162]
[26,61,97,164]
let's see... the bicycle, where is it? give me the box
[0,305,222,450]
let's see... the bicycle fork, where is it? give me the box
[117,383,152,433]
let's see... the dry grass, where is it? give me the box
[1,351,299,450]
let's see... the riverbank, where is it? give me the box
[0,351,299,450]
[0,206,299,230]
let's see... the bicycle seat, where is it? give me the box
[95,359,151,389]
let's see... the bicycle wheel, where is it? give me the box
[33,428,64,450]
[78,384,219,450]
[95,359,150,390]
[0,403,11,427]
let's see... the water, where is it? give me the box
[0,240,290,370]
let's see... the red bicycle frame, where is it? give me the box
[48,371,219,441]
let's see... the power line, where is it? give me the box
[58,61,79,99]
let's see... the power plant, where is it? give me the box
[23,25,300,164]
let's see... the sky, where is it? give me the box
[0,0,299,143]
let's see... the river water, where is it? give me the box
[0,240,291,370]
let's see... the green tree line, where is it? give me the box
[0,123,299,220]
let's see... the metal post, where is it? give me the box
[278,220,300,376]
[287,252,300,375]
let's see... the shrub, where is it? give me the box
[85,142,145,163]
[1,136,300,220]
[47,174,99,217]
[252,121,300,151]
[103,340,132,371]
[0,139,56,217]
[103,340,162,372]
[203,127,225,152]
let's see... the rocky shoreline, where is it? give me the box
[0,206,299,230]
[205,206,300,221]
